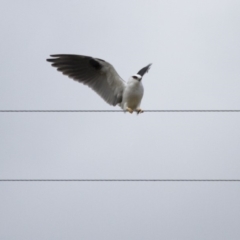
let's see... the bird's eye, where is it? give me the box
[132,76,138,79]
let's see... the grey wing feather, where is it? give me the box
[47,54,126,106]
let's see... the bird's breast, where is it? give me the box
[122,81,144,109]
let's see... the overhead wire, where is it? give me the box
[0,179,240,182]
[1,110,240,113]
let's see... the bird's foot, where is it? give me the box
[126,107,133,114]
[136,108,144,114]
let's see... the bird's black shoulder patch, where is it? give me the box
[96,58,105,62]
[89,58,102,70]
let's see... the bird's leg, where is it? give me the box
[136,108,144,114]
[126,107,133,114]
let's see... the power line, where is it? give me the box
[0,179,240,182]
[1,110,240,113]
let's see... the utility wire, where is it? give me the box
[1,110,240,113]
[0,179,240,182]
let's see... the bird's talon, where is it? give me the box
[136,109,144,114]
[126,107,133,114]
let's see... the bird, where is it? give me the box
[47,54,152,114]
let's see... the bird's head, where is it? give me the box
[130,74,142,82]
[129,64,152,82]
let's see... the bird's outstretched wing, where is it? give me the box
[47,54,126,106]
[137,64,152,77]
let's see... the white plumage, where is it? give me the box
[47,54,151,114]
[121,77,144,113]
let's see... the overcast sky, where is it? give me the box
[1,0,240,239]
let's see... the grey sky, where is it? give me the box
[1,0,240,239]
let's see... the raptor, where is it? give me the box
[47,54,152,114]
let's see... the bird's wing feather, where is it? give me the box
[137,64,152,77]
[47,54,126,106]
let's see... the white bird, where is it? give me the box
[47,54,152,114]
